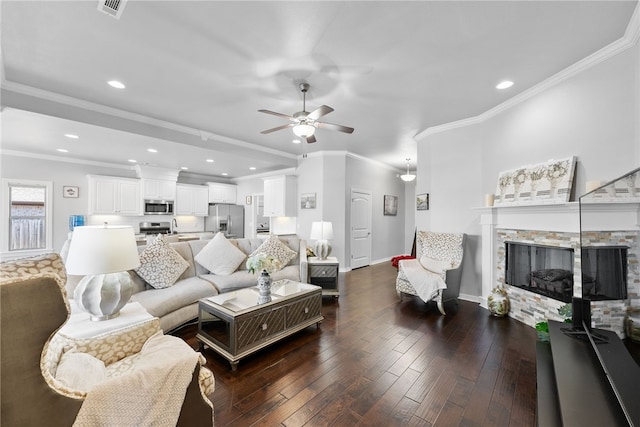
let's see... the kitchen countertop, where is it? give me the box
[135,232,203,245]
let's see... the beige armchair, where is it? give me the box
[396,231,465,314]
[1,253,215,426]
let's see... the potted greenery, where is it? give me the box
[535,304,572,342]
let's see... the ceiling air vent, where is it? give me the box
[97,0,128,20]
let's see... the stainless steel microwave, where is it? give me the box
[144,200,174,215]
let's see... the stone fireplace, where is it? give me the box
[478,202,639,337]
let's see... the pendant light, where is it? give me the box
[400,158,416,182]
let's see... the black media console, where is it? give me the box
[536,320,640,426]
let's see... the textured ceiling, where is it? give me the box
[1,1,637,178]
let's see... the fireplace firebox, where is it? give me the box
[505,242,574,303]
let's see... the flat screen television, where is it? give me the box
[574,167,640,426]
[575,167,638,333]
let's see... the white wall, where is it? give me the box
[404,179,416,253]
[417,39,640,299]
[234,176,265,238]
[1,154,138,251]
[345,153,406,266]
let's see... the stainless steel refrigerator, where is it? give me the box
[205,204,244,238]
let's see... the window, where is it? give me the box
[2,179,53,257]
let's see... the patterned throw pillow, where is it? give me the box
[194,232,246,275]
[249,235,297,272]
[135,234,189,289]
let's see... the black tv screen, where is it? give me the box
[581,246,628,301]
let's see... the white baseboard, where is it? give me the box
[458,293,481,304]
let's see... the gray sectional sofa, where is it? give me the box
[64,236,308,333]
[129,236,308,332]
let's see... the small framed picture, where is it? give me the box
[245,195,252,205]
[383,195,398,216]
[63,186,79,198]
[301,193,316,209]
[417,193,429,210]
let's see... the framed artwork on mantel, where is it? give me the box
[493,156,576,206]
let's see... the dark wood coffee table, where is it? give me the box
[196,280,323,370]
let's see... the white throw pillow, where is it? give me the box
[135,234,189,289]
[55,351,107,392]
[249,235,297,272]
[194,232,246,275]
[420,255,451,274]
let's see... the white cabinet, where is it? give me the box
[207,183,237,203]
[142,179,176,200]
[263,175,297,217]
[176,184,209,216]
[88,175,142,215]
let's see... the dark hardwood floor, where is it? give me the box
[175,262,540,426]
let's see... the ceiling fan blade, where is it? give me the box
[260,123,294,134]
[316,121,354,134]
[306,135,316,143]
[258,109,295,120]
[307,105,334,120]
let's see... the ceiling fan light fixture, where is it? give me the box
[293,123,315,138]
[400,158,416,182]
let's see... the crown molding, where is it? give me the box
[416,2,640,141]
[1,80,297,160]
[231,167,298,182]
[0,149,135,170]
[345,151,405,173]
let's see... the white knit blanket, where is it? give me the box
[399,258,447,303]
[73,334,200,427]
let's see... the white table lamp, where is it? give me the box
[310,221,334,260]
[65,225,141,321]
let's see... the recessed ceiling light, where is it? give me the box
[496,80,514,90]
[206,159,214,163]
[249,167,256,170]
[128,159,137,163]
[64,134,79,139]
[56,148,68,153]
[221,172,228,176]
[292,139,301,144]
[107,80,126,89]
[181,167,189,170]
[147,148,158,153]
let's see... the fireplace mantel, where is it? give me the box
[476,201,640,310]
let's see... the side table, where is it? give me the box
[55,301,161,366]
[308,256,339,299]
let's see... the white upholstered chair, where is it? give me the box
[396,231,465,314]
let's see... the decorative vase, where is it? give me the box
[488,287,509,317]
[257,269,272,298]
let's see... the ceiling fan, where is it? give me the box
[258,82,354,143]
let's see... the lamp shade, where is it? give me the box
[65,225,140,275]
[310,221,334,240]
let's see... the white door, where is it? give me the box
[350,189,372,269]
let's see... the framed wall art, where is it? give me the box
[417,193,429,210]
[301,193,316,209]
[63,186,79,198]
[383,195,398,216]
[493,156,576,206]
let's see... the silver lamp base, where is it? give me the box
[73,271,133,321]
[314,239,332,260]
